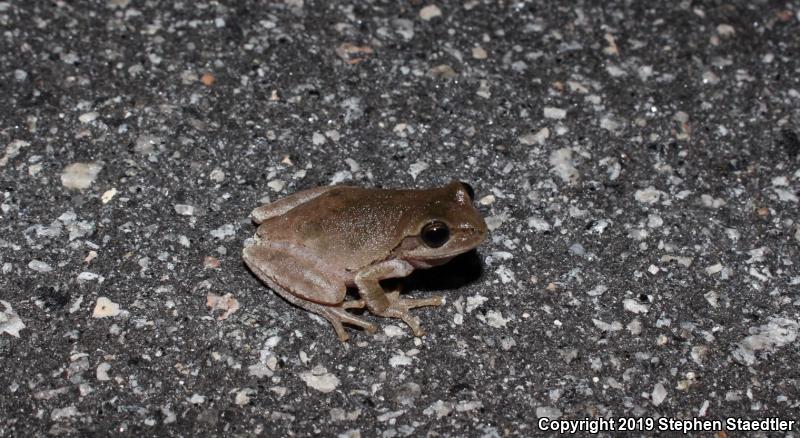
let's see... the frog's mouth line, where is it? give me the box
[407,255,457,268]
[406,239,485,267]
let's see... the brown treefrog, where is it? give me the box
[242,180,488,341]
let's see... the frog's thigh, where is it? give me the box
[251,186,337,224]
[243,242,346,305]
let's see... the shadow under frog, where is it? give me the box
[379,250,484,296]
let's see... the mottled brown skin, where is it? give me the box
[243,181,488,341]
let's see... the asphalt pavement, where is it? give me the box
[1,1,799,436]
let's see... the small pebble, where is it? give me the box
[408,161,428,180]
[78,112,99,124]
[210,224,236,239]
[519,128,550,146]
[299,366,340,393]
[200,73,215,86]
[96,363,111,381]
[634,187,666,204]
[61,162,103,190]
[209,168,225,182]
[28,260,53,273]
[92,297,121,318]
[174,204,195,216]
[543,107,567,119]
[419,4,442,21]
[535,406,562,419]
[651,383,667,406]
[101,188,117,204]
[312,132,326,146]
[268,180,286,192]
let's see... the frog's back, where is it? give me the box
[256,186,425,271]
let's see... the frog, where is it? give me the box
[242,180,488,341]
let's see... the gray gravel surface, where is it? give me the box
[2,0,800,436]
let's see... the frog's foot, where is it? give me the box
[265,283,375,342]
[319,305,377,342]
[373,292,444,337]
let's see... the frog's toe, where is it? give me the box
[341,299,366,309]
[372,294,444,337]
[322,307,377,341]
[387,293,444,309]
[328,319,350,342]
[400,313,425,337]
[340,312,377,334]
[406,295,444,308]
[376,306,425,337]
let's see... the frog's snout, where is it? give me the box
[469,215,489,243]
[457,221,488,247]
[475,223,489,245]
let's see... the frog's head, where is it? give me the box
[399,181,488,267]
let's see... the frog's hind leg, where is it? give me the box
[269,285,376,342]
[243,244,377,341]
[251,186,338,224]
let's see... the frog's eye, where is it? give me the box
[460,182,475,201]
[421,221,450,248]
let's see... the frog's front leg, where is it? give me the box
[355,260,444,337]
